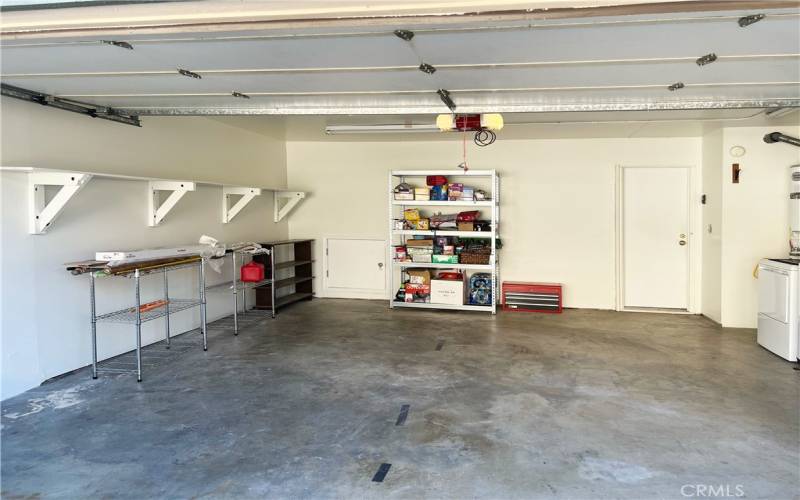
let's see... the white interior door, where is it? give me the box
[324,238,386,299]
[622,167,690,310]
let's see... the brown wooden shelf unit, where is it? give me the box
[252,239,314,317]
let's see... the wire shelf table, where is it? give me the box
[89,259,208,382]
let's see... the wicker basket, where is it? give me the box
[459,252,491,265]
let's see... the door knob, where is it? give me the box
[679,241,686,246]
[378,262,384,269]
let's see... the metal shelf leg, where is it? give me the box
[90,273,98,379]
[164,270,171,348]
[135,270,142,382]
[200,259,208,350]
[232,252,239,335]
[241,254,247,315]
[271,254,277,319]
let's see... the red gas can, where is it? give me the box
[240,261,265,282]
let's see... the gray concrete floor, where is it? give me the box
[2,299,798,499]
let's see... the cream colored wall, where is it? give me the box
[719,125,800,328]
[701,128,723,323]
[1,97,286,188]
[286,128,702,310]
[0,97,287,399]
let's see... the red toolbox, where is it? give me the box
[502,282,562,313]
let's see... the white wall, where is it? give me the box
[286,127,702,310]
[701,128,723,323]
[0,97,287,399]
[0,97,286,187]
[718,125,800,328]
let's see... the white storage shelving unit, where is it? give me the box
[388,169,499,314]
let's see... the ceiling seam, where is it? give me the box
[3,12,799,47]
[2,2,798,38]
[5,54,800,79]
[51,81,800,99]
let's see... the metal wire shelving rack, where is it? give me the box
[205,249,271,335]
[89,259,208,382]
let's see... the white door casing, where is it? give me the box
[618,166,691,311]
[323,237,387,299]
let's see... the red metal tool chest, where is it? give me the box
[502,282,563,313]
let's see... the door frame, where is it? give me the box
[322,236,388,300]
[614,165,701,314]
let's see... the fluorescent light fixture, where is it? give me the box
[325,124,440,135]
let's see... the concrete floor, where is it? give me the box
[2,299,798,499]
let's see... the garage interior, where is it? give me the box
[1,1,799,498]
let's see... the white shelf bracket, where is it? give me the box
[28,172,92,234]
[148,181,195,227]
[274,191,306,222]
[222,187,262,223]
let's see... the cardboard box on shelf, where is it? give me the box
[448,183,463,201]
[403,208,420,221]
[407,247,432,256]
[406,239,434,247]
[405,283,431,303]
[431,279,464,305]
[411,253,432,263]
[394,182,413,200]
[415,219,430,230]
[414,187,430,200]
[432,254,459,264]
[457,222,474,231]
[407,269,431,285]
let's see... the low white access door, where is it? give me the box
[621,167,690,310]
[324,238,387,299]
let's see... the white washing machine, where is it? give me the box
[757,258,799,361]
